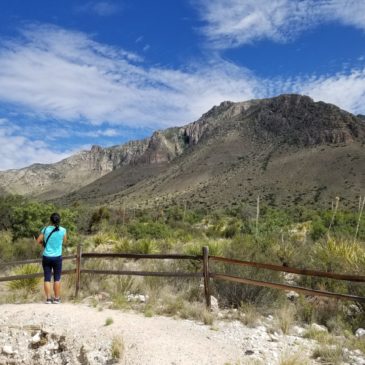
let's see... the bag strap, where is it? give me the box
[43,226,58,249]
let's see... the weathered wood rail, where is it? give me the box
[1,245,365,307]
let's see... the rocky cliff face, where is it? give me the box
[1,94,364,200]
[250,94,363,145]
[0,139,151,198]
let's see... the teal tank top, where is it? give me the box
[41,226,66,257]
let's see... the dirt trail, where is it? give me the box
[0,302,361,365]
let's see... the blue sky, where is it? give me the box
[0,0,365,170]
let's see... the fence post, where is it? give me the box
[75,244,82,298]
[202,246,211,308]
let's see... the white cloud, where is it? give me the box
[0,24,260,128]
[0,120,72,170]
[195,0,365,48]
[80,128,120,137]
[76,1,120,16]
[1,23,365,171]
[291,68,365,114]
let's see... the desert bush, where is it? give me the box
[127,222,172,240]
[0,230,14,262]
[7,264,41,293]
[213,235,284,307]
[105,317,113,326]
[12,238,42,260]
[10,201,77,240]
[0,195,25,231]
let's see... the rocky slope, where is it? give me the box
[1,94,364,208]
[61,94,365,209]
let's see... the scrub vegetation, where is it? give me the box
[0,194,365,335]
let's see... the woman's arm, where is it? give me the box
[36,233,44,247]
[63,234,68,245]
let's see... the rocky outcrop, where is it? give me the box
[251,94,364,145]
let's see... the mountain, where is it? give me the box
[1,94,364,209]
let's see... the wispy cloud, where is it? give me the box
[79,128,120,137]
[291,68,365,115]
[1,22,365,171]
[195,0,365,48]
[0,119,72,170]
[76,1,121,16]
[0,24,260,128]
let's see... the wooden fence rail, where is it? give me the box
[210,256,365,282]
[0,245,365,306]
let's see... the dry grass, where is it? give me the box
[312,344,345,364]
[275,304,296,334]
[303,327,337,345]
[180,301,214,325]
[279,350,311,365]
[111,335,124,360]
[238,302,261,328]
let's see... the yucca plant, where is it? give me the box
[314,238,365,272]
[7,264,41,293]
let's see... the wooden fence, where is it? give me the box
[1,245,365,307]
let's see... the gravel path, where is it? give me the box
[0,303,363,365]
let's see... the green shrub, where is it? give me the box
[127,222,172,240]
[0,230,14,262]
[105,317,113,326]
[12,238,42,260]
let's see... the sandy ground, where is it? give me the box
[0,303,364,365]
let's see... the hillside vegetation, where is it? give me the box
[1,194,365,337]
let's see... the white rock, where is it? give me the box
[347,304,361,316]
[355,328,365,338]
[31,332,41,344]
[138,295,146,303]
[2,345,13,355]
[210,296,219,312]
[310,323,328,333]
[286,290,299,300]
[292,325,306,336]
[269,333,280,342]
[256,325,267,333]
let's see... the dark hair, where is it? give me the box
[50,213,61,231]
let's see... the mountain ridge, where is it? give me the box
[1,94,364,209]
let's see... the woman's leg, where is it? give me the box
[54,281,61,298]
[52,256,63,299]
[44,282,51,299]
[42,256,52,300]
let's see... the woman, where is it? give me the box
[36,213,67,304]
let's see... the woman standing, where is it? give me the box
[36,213,67,304]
